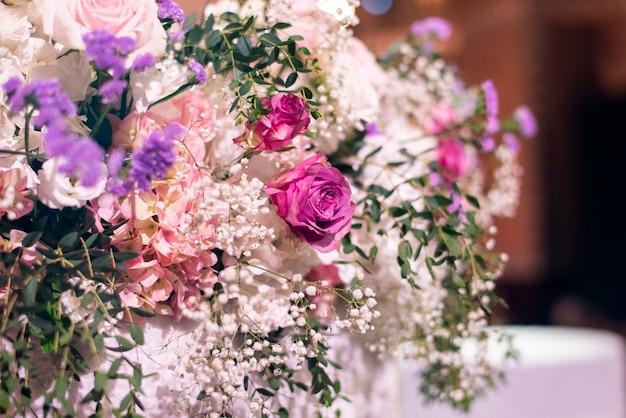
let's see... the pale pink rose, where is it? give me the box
[279,1,332,52]
[36,158,107,209]
[265,153,354,253]
[36,0,167,60]
[0,164,35,220]
[347,37,389,90]
[112,112,161,151]
[436,138,468,183]
[305,264,344,322]
[234,93,310,151]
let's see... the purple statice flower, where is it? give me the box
[481,79,499,135]
[106,148,127,177]
[83,30,137,77]
[481,136,496,152]
[131,53,156,72]
[513,105,538,138]
[3,77,77,129]
[83,30,127,75]
[157,0,185,23]
[447,191,466,221]
[58,137,106,187]
[410,17,452,40]
[129,124,181,191]
[188,60,207,85]
[107,178,133,196]
[42,121,75,157]
[98,79,128,104]
[364,122,384,138]
[503,132,521,154]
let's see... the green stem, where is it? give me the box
[147,83,194,110]
[24,111,32,164]
[91,104,112,138]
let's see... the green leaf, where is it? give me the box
[259,32,281,47]
[239,80,253,96]
[205,30,222,48]
[285,72,298,88]
[130,324,144,345]
[255,388,274,397]
[398,241,412,262]
[444,238,461,257]
[389,206,407,217]
[108,357,124,378]
[94,371,108,392]
[24,278,37,307]
[54,375,68,399]
[22,230,43,248]
[58,232,79,251]
[451,274,465,288]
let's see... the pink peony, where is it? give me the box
[234,93,310,151]
[265,153,354,253]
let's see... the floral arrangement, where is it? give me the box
[0,0,537,417]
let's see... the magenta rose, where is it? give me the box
[234,92,310,151]
[265,153,355,253]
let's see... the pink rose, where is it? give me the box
[234,93,310,151]
[436,138,467,183]
[265,153,354,253]
[37,0,166,60]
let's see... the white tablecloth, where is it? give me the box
[400,326,626,418]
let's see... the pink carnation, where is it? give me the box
[234,93,310,151]
[265,153,354,253]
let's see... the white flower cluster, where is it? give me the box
[208,174,276,257]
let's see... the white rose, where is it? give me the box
[0,3,32,51]
[30,51,95,101]
[35,0,167,60]
[129,57,188,112]
[37,158,107,209]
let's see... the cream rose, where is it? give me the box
[37,158,107,209]
[0,3,32,52]
[30,52,94,101]
[36,0,167,59]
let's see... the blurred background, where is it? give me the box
[179,0,626,336]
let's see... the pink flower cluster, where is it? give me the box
[92,92,221,319]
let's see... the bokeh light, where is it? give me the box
[362,0,393,15]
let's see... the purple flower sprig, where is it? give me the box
[513,105,538,138]
[410,17,452,54]
[108,123,182,196]
[157,0,185,23]
[188,60,207,85]
[83,30,156,106]
[1,77,106,186]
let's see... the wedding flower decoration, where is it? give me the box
[0,0,536,417]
